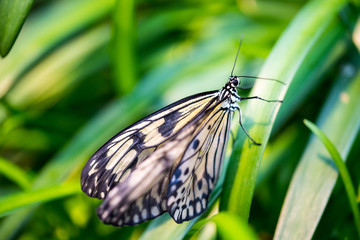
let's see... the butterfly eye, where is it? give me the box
[229,76,239,86]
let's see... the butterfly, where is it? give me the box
[80,45,283,227]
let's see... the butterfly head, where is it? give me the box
[218,76,240,102]
[229,76,240,87]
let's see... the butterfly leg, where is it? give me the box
[239,96,283,103]
[233,105,261,146]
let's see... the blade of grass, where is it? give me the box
[0,208,34,240]
[0,182,81,217]
[304,119,360,238]
[221,0,347,220]
[0,157,33,190]
[0,0,115,97]
[140,218,192,240]
[256,125,298,184]
[190,212,259,240]
[209,213,259,240]
[0,0,33,57]
[274,67,360,239]
[272,19,347,134]
[111,0,137,94]
[6,24,110,109]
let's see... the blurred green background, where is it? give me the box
[0,0,359,239]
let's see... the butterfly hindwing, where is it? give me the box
[167,105,233,223]
[80,91,219,200]
[97,160,171,226]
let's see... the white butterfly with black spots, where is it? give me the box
[80,73,282,227]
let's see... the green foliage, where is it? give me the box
[0,0,33,57]
[304,119,360,238]
[189,212,259,240]
[0,0,359,239]
[221,0,349,221]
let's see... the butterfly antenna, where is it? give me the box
[237,75,286,85]
[231,36,243,77]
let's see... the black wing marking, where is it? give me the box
[81,91,219,200]
[167,107,232,223]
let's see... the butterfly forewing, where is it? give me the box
[166,104,233,223]
[81,91,219,200]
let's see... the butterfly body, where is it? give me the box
[81,75,281,226]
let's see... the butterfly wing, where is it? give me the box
[96,106,218,226]
[166,105,233,223]
[81,91,219,200]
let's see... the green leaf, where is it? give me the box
[0,0,33,57]
[188,212,259,240]
[111,0,137,94]
[274,65,360,239]
[0,182,81,216]
[140,217,192,240]
[272,20,348,134]
[0,0,115,98]
[208,212,259,240]
[304,119,360,238]
[6,24,110,109]
[221,0,347,220]
[0,157,33,190]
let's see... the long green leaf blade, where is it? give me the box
[0,0,33,57]
[221,0,347,220]
[274,64,360,239]
[0,182,81,216]
[304,119,360,238]
[0,157,33,190]
[111,0,137,94]
[209,212,259,240]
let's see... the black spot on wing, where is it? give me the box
[197,180,203,190]
[192,139,199,149]
[174,168,181,178]
[158,110,181,137]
